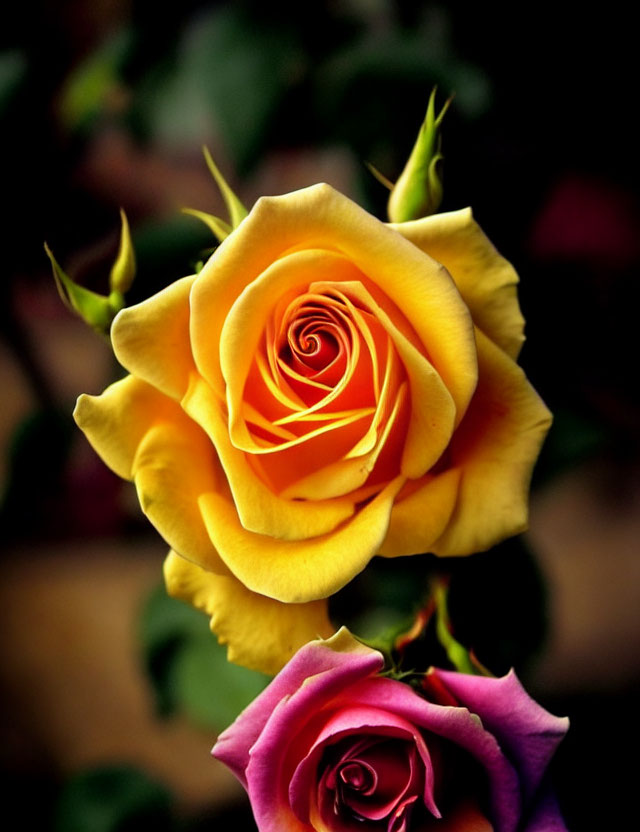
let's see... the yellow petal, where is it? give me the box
[432,329,552,555]
[378,468,461,557]
[75,375,229,575]
[392,208,525,360]
[198,476,405,603]
[74,375,176,480]
[164,551,333,675]
[191,184,477,419]
[132,418,231,577]
[182,374,359,540]
[111,274,197,400]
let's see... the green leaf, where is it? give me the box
[140,585,269,729]
[174,632,269,729]
[55,766,173,832]
[59,29,133,131]
[0,50,27,114]
[177,5,301,170]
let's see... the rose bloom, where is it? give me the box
[74,184,551,673]
[213,629,568,832]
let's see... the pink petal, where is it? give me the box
[212,629,382,787]
[431,669,568,801]
[341,678,522,832]
[289,704,439,823]
[522,784,569,832]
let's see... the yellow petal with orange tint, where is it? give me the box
[182,374,359,540]
[164,551,333,675]
[198,476,405,603]
[191,184,477,420]
[432,329,552,556]
[392,209,525,360]
[111,274,197,400]
[313,280,457,480]
[378,468,461,557]
[221,250,366,454]
[280,373,407,501]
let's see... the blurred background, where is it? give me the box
[1,1,638,829]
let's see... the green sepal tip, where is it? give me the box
[202,146,248,229]
[109,208,136,295]
[45,243,116,336]
[388,87,453,223]
[182,207,232,244]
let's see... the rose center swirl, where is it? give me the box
[319,736,426,830]
[279,299,351,382]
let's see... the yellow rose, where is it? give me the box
[74,184,551,674]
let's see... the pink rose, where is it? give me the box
[213,629,568,832]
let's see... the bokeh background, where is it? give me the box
[1,1,638,829]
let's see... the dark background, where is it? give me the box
[1,2,638,829]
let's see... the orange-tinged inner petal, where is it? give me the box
[182,374,360,541]
[191,185,478,423]
[218,252,457,501]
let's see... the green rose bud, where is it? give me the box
[388,88,452,222]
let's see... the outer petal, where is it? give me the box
[74,375,174,481]
[132,417,231,577]
[243,652,388,832]
[431,669,568,802]
[432,329,552,556]
[392,209,525,360]
[378,468,461,557]
[191,183,477,421]
[111,274,197,400]
[164,551,334,677]
[212,629,383,785]
[198,475,406,603]
[74,376,228,576]
[522,786,568,832]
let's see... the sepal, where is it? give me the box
[45,209,135,337]
[183,147,248,243]
[388,87,452,222]
[109,208,136,295]
[45,243,116,336]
